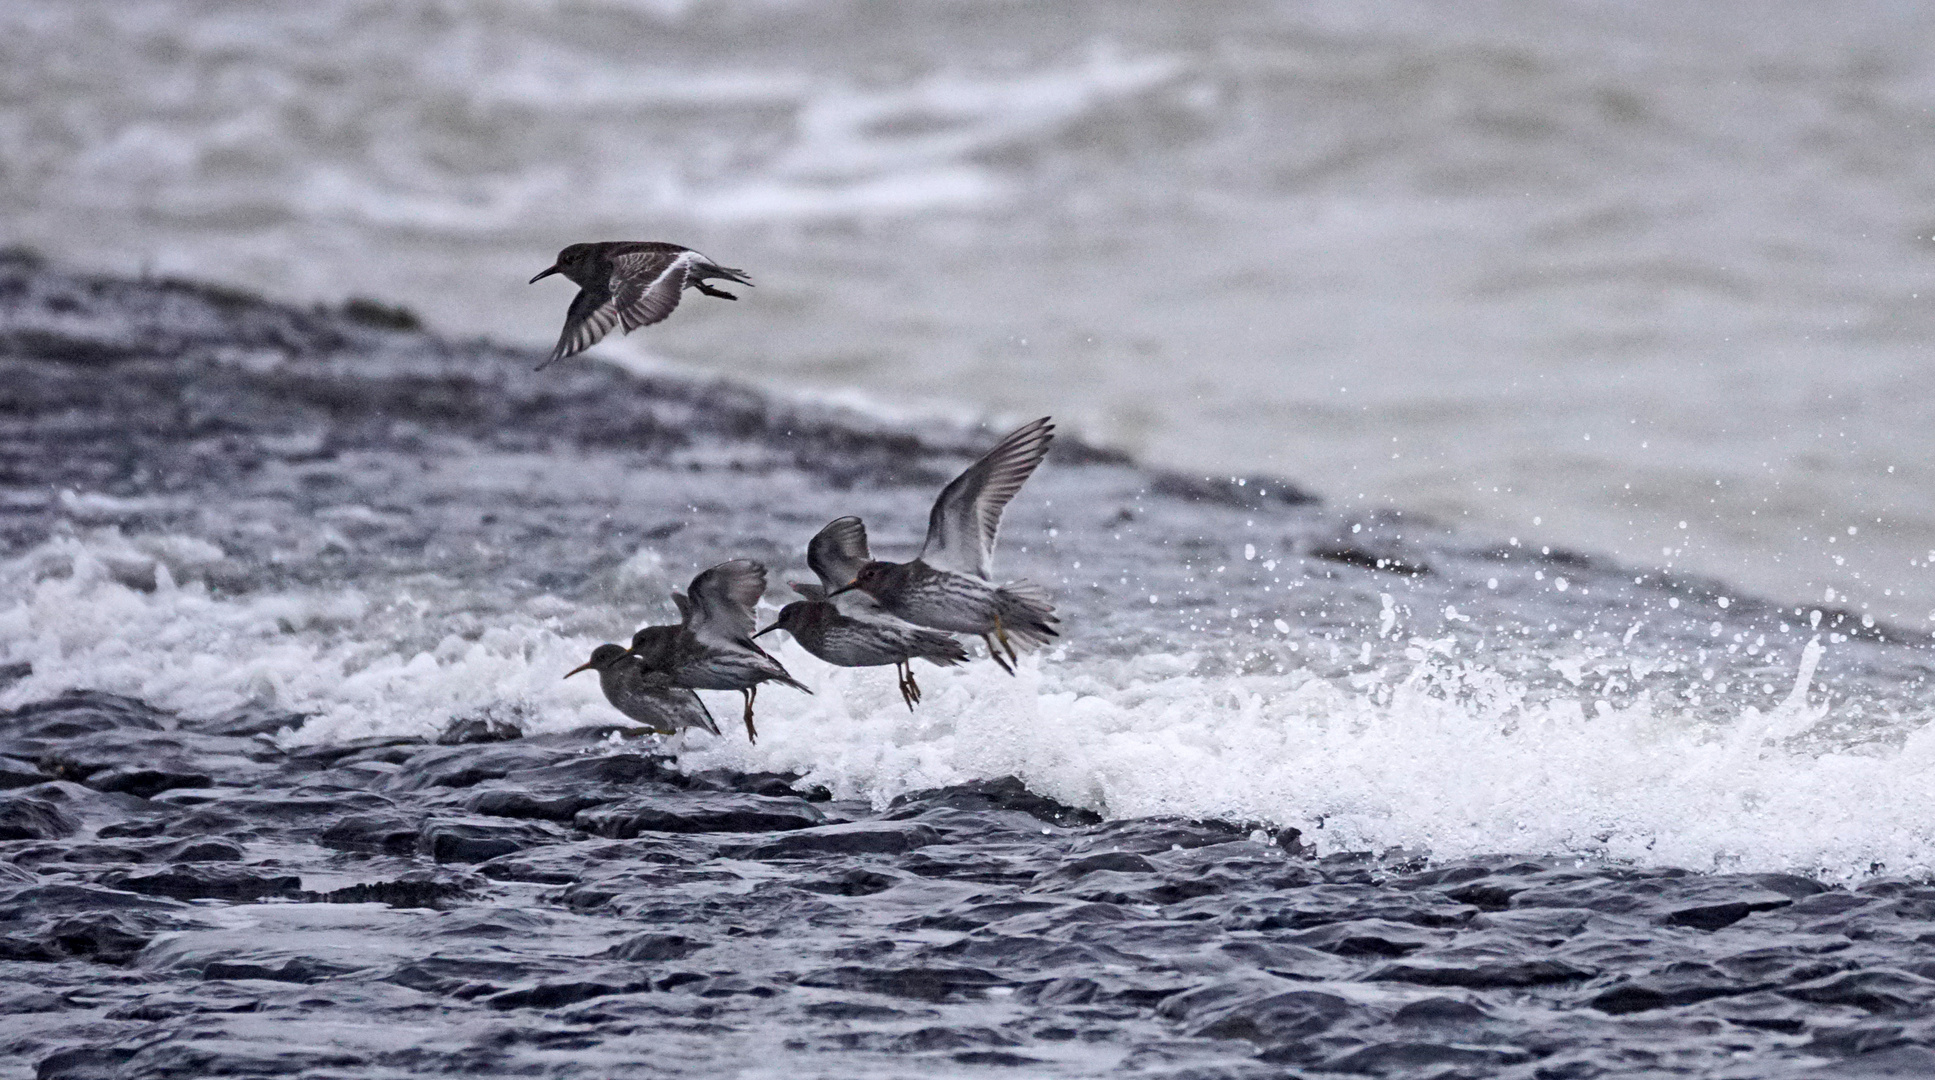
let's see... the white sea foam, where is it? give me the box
[4,531,1930,880]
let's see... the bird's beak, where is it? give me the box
[826,582,859,597]
[752,624,779,638]
[564,660,596,679]
[529,265,561,284]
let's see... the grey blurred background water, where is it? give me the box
[5,0,1933,624]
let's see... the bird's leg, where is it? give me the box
[694,283,738,300]
[904,663,922,703]
[741,688,759,743]
[993,613,1018,664]
[983,634,1016,675]
[895,663,916,712]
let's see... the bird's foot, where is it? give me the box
[993,615,1019,665]
[696,284,738,300]
[741,690,759,744]
[984,634,1016,676]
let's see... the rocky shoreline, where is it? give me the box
[4,255,1935,1077]
[9,689,1935,1079]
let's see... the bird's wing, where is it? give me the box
[684,559,766,646]
[612,249,696,333]
[671,592,692,624]
[806,516,872,589]
[541,282,621,368]
[790,582,827,601]
[669,687,721,735]
[918,417,1054,579]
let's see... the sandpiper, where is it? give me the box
[754,517,969,710]
[829,418,1059,673]
[565,643,721,737]
[627,559,809,743]
[529,241,752,369]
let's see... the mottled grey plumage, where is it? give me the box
[529,241,752,369]
[626,559,808,743]
[565,643,720,737]
[755,517,969,709]
[831,418,1059,673]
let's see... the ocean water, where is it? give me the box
[4,3,1935,889]
[4,259,1935,889]
[4,0,1934,626]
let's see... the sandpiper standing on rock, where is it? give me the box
[830,418,1059,673]
[627,559,809,743]
[755,517,969,710]
[529,241,752,369]
[565,644,721,738]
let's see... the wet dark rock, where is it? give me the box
[437,714,524,745]
[287,735,426,768]
[80,763,214,799]
[35,1047,140,1080]
[466,788,618,821]
[1289,919,1450,957]
[1073,818,1252,854]
[731,821,941,859]
[318,811,422,854]
[608,933,709,961]
[1161,979,1361,1045]
[888,776,1102,828]
[0,795,78,840]
[1782,970,1935,1016]
[797,965,1012,1002]
[0,691,169,740]
[315,873,475,909]
[577,792,825,836]
[45,913,161,963]
[1035,851,1158,885]
[188,704,308,738]
[418,817,565,863]
[1323,1041,1528,1075]
[100,865,305,902]
[0,754,49,788]
[389,742,578,790]
[1811,1044,1935,1077]
[1372,957,1591,989]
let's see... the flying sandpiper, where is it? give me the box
[829,418,1059,672]
[529,241,751,369]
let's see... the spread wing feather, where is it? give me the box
[683,559,766,646]
[806,516,872,590]
[541,282,622,368]
[919,418,1054,579]
[613,249,695,333]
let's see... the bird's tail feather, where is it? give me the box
[694,262,753,287]
[995,581,1059,649]
[915,629,972,666]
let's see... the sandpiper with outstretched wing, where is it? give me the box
[829,418,1059,672]
[529,241,751,369]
